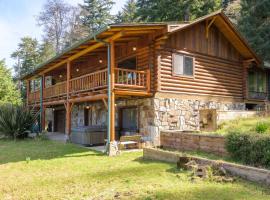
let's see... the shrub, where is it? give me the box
[255,122,269,134]
[226,131,270,168]
[0,104,35,140]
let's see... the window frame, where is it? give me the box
[172,53,195,78]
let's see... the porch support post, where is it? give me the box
[110,40,116,142]
[26,80,30,106]
[41,75,46,131]
[65,61,71,141]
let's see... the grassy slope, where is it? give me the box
[0,139,269,200]
[210,117,270,135]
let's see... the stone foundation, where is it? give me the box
[69,98,156,142]
[151,97,246,145]
[45,95,262,146]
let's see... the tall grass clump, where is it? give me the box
[0,104,34,140]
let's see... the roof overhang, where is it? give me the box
[21,23,169,80]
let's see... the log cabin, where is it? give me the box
[22,10,269,148]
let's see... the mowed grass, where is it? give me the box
[0,140,270,200]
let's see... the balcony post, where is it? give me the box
[65,61,71,141]
[147,68,151,93]
[26,80,30,106]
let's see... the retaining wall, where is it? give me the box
[160,131,227,156]
[143,148,270,186]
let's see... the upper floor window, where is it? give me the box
[172,53,194,77]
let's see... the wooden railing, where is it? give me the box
[70,69,107,94]
[44,81,67,99]
[28,90,40,104]
[28,68,151,104]
[115,68,150,91]
[248,91,267,100]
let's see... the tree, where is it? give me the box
[79,0,114,33]
[115,0,139,23]
[11,37,55,100]
[222,0,241,25]
[63,6,89,48]
[0,60,21,105]
[136,0,221,22]
[38,40,56,63]
[11,37,41,80]
[238,0,270,62]
[37,0,74,52]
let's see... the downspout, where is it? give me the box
[94,36,111,151]
[39,76,43,133]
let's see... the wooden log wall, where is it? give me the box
[159,22,245,98]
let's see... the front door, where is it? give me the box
[54,110,66,133]
[120,107,138,136]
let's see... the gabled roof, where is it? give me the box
[22,10,261,80]
[169,10,261,64]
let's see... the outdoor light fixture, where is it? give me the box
[99,58,103,63]
[133,46,137,51]
[86,106,90,109]
[52,108,55,111]
[76,68,79,72]
[59,74,63,78]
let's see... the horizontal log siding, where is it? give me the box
[159,50,244,98]
[159,21,244,98]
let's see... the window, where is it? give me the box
[248,70,266,93]
[121,107,138,132]
[172,53,194,76]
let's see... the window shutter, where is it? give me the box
[173,53,183,75]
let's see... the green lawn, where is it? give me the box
[0,139,270,200]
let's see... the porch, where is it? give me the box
[28,67,151,105]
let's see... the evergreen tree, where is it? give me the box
[115,0,139,23]
[238,0,270,62]
[39,41,56,63]
[136,0,222,22]
[0,60,21,105]
[11,37,55,100]
[11,37,41,80]
[79,0,114,33]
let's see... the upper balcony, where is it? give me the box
[28,68,150,105]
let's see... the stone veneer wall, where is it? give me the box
[151,97,245,145]
[70,98,156,141]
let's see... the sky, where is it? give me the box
[0,0,127,70]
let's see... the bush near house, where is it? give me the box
[226,131,270,168]
[0,104,34,140]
